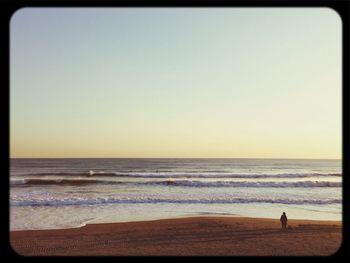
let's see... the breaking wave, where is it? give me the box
[11,178,342,188]
[12,171,342,179]
[11,197,341,207]
[146,180,342,188]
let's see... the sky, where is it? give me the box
[10,8,342,159]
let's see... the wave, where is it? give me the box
[10,197,341,207]
[146,180,342,188]
[12,171,117,177]
[11,179,342,188]
[113,172,342,179]
[12,171,342,179]
[10,179,124,187]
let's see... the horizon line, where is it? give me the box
[9,157,342,160]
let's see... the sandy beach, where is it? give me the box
[10,216,342,256]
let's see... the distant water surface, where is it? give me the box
[10,158,342,230]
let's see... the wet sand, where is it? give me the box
[10,216,342,256]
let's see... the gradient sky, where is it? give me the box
[10,8,342,158]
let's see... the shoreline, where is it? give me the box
[10,213,342,232]
[10,216,342,256]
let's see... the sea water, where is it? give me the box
[10,158,342,230]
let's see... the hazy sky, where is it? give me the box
[10,8,341,158]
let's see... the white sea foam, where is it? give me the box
[10,178,342,188]
[11,196,341,207]
[13,171,342,178]
[146,180,342,188]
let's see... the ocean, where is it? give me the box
[10,158,342,230]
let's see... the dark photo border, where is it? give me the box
[1,0,349,260]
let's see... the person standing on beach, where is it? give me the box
[280,212,288,229]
